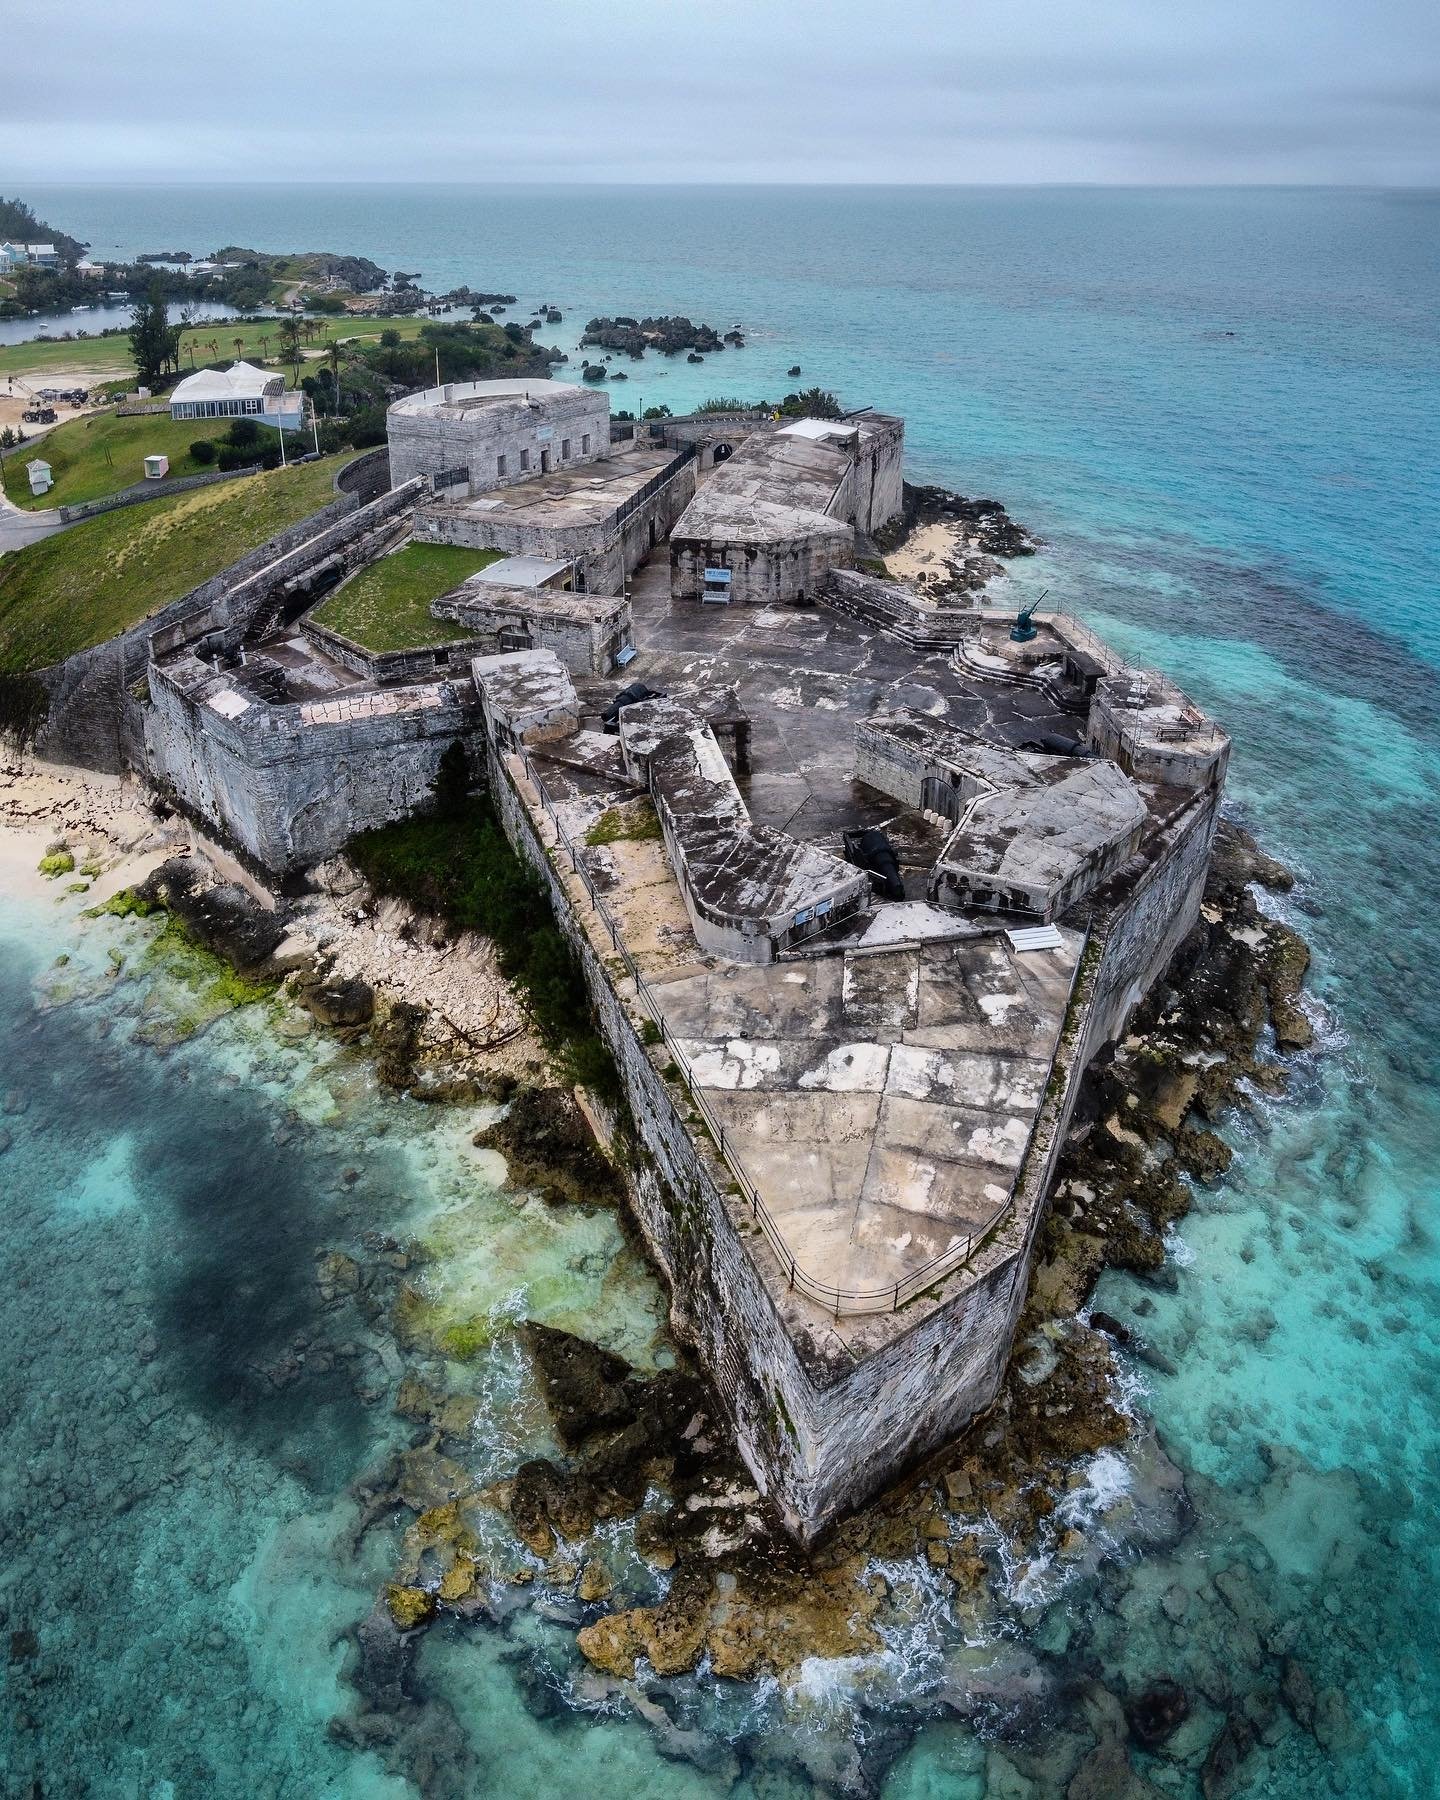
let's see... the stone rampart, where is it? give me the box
[36,489,361,772]
[387,378,609,495]
[488,742,1104,1540]
[144,660,479,872]
[415,453,696,597]
[1080,787,1221,1050]
[670,517,853,608]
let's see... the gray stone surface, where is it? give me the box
[387,377,610,496]
[416,442,696,596]
[668,413,903,607]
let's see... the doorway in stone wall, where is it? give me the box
[540,449,551,474]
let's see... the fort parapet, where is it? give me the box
[34,406,1230,1541]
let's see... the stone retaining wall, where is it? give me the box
[36,474,423,773]
[488,744,1104,1543]
[58,463,261,524]
[145,662,480,872]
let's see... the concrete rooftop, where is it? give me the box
[435,444,675,531]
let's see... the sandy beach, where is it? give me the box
[885,517,1009,601]
[0,750,543,1080]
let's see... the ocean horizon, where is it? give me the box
[3,181,1437,1798]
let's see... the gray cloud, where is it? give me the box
[2,0,1437,184]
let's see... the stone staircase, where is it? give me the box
[819,570,976,652]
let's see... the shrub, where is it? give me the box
[227,416,260,448]
[188,439,216,464]
[347,759,620,1102]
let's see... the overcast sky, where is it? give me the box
[5,0,1438,186]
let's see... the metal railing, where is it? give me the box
[506,744,1083,1316]
[611,441,697,529]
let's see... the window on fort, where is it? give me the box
[520,449,530,472]
[581,433,590,454]
[497,454,507,477]
[561,438,571,460]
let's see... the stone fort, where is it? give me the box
[33,378,1230,1543]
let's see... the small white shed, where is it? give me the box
[26,458,52,496]
[143,454,170,481]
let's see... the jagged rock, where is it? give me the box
[476,1088,621,1207]
[508,1459,598,1557]
[1279,1656,1315,1727]
[352,1598,418,1711]
[396,1447,472,1513]
[292,972,375,1028]
[1312,1686,1361,1756]
[1200,1714,1256,1799]
[1067,1734,1161,1799]
[577,1559,613,1603]
[316,1250,361,1301]
[136,856,285,970]
[372,1000,426,1090]
[519,1321,638,1445]
[385,1585,436,1632]
[1127,1678,1190,1747]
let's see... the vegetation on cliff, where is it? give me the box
[0,454,346,672]
[347,750,619,1098]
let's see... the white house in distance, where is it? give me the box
[168,361,304,431]
[0,242,61,270]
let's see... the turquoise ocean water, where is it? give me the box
[3,186,1438,1797]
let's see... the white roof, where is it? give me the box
[469,555,571,589]
[777,418,855,443]
[26,458,51,473]
[170,361,280,403]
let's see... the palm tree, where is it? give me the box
[258,334,270,362]
[327,339,342,415]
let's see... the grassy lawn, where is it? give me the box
[0,409,270,512]
[0,455,347,673]
[311,542,502,651]
[0,313,443,383]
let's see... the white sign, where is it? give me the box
[536,425,555,442]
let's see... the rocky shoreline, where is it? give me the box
[327,817,1322,1796]
[1,754,1332,1796]
[877,481,1039,601]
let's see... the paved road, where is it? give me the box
[0,488,65,555]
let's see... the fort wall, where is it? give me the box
[144,662,479,873]
[387,380,610,495]
[414,454,696,596]
[486,743,1117,1541]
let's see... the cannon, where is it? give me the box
[1009,599,1041,643]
